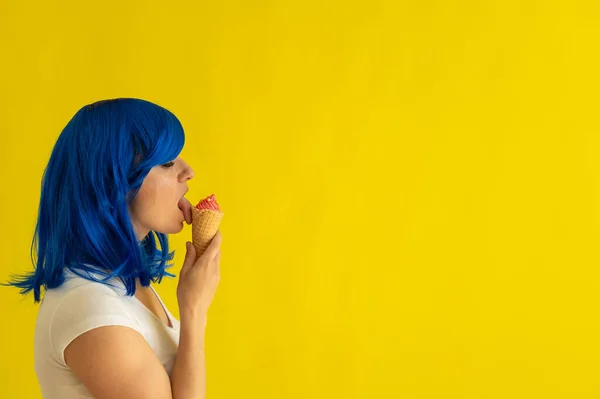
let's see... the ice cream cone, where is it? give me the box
[191,207,223,260]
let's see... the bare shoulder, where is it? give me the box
[64,325,172,399]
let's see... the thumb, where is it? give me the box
[180,242,196,276]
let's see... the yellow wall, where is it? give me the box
[2,1,600,398]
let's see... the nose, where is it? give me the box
[179,161,195,181]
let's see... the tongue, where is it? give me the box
[178,197,192,224]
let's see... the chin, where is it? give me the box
[154,222,185,236]
[167,221,185,234]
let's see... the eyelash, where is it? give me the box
[161,161,175,168]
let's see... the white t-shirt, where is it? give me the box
[34,268,181,399]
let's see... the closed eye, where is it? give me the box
[161,161,175,168]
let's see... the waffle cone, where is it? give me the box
[191,207,223,261]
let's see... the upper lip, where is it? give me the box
[181,188,188,199]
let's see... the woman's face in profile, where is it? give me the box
[128,156,195,240]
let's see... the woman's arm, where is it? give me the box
[65,325,173,399]
[169,311,208,399]
[64,314,208,399]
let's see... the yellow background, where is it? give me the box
[1,1,600,398]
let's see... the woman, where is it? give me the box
[3,98,222,399]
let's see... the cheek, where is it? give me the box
[131,178,160,214]
[129,172,180,229]
[137,180,177,219]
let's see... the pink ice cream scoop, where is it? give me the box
[195,193,221,212]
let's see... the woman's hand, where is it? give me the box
[176,230,222,322]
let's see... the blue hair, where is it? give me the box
[1,98,185,303]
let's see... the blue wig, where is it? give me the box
[2,98,185,303]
